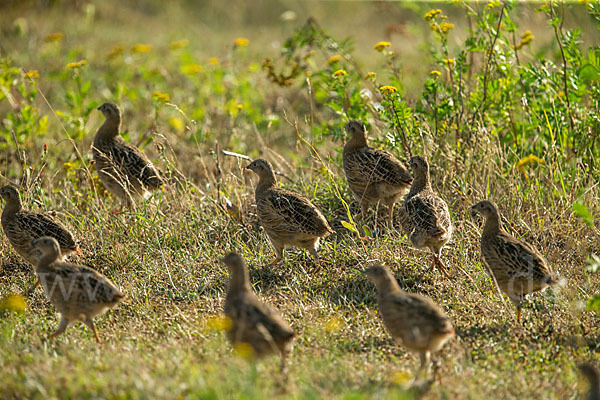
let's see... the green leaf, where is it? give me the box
[585,254,600,273]
[579,63,599,83]
[586,293,600,313]
[362,225,372,238]
[341,220,358,234]
[573,202,595,227]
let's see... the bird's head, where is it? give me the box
[344,120,367,140]
[31,236,61,258]
[470,200,498,219]
[0,185,20,202]
[220,252,245,274]
[408,155,429,176]
[245,159,274,178]
[363,265,393,287]
[97,102,121,121]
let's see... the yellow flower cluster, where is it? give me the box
[487,0,501,8]
[170,39,189,50]
[514,30,535,50]
[45,32,64,42]
[430,70,441,78]
[65,60,86,69]
[425,9,442,21]
[328,55,342,65]
[24,70,40,79]
[181,64,202,75]
[132,44,152,53]
[208,57,220,65]
[374,41,391,52]
[439,22,455,33]
[333,69,347,77]
[444,58,455,65]
[152,91,170,103]
[234,37,249,47]
[379,85,397,95]
[365,72,377,80]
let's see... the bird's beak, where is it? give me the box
[361,269,369,275]
[96,106,102,111]
[245,164,252,170]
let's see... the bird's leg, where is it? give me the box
[516,306,522,324]
[26,278,41,295]
[268,243,284,266]
[413,351,430,383]
[84,317,101,343]
[308,247,321,273]
[387,203,395,224]
[432,253,450,278]
[48,315,70,340]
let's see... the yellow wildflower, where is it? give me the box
[169,117,185,133]
[170,39,189,50]
[374,41,391,52]
[380,85,398,95]
[487,1,501,8]
[333,69,348,77]
[107,44,125,60]
[208,57,220,65]
[430,70,441,77]
[44,32,64,42]
[180,64,202,75]
[132,44,152,53]
[205,315,232,331]
[365,71,377,80]
[424,9,442,21]
[233,342,254,358]
[328,55,342,65]
[443,58,455,65]
[0,294,26,313]
[24,70,40,79]
[65,60,86,69]
[152,91,170,103]
[439,22,455,33]
[234,37,249,47]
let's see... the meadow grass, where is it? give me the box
[1,1,600,399]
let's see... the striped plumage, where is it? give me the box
[1,185,79,276]
[32,236,125,343]
[246,159,332,265]
[471,200,558,323]
[399,156,453,276]
[222,253,295,372]
[364,265,454,377]
[342,121,412,221]
[93,102,164,208]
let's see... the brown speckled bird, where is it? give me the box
[579,363,600,400]
[93,102,164,209]
[343,121,413,221]
[32,236,125,342]
[364,265,454,378]
[221,252,295,373]
[246,159,333,266]
[1,185,80,292]
[471,200,558,323]
[399,156,453,277]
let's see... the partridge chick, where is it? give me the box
[32,236,125,342]
[399,156,453,276]
[579,363,600,400]
[246,159,332,266]
[93,102,164,209]
[343,121,412,221]
[1,185,80,292]
[221,252,295,373]
[364,265,454,378]
[471,200,558,323]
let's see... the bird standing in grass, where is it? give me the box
[221,252,295,374]
[342,121,413,222]
[93,102,164,209]
[364,265,454,379]
[32,236,125,343]
[470,200,559,323]
[246,159,332,266]
[399,156,453,277]
[1,185,80,293]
